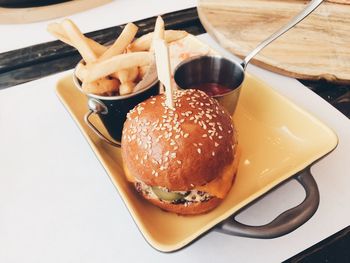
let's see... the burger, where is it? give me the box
[121,89,239,215]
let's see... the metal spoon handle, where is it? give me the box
[241,0,324,70]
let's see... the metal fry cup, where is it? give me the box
[73,61,159,147]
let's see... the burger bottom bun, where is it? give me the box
[142,193,223,215]
[139,173,237,215]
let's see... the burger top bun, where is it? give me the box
[121,89,236,191]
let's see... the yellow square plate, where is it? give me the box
[56,71,337,252]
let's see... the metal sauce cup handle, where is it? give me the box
[84,98,121,148]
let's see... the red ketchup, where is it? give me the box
[189,83,232,97]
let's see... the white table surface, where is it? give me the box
[1,2,350,262]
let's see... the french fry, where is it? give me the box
[48,22,107,56]
[128,30,188,51]
[61,19,97,63]
[114,67,139,94]
[84,52,153,83]
[118,49,140,83]
[75,62,88,81]
[49,16,176,97]
[117,69,129,83]
[119,82,136,95]
[47,23,72,45]
[98,23,138,61]
[110,67,138,82]
[84,38,108,57]
[138,64,150,79]
[127,66,139,82]
[82,78,120,95]
[115,66,139,83]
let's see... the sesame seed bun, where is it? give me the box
[122,89,236,191]
[121,89,239,215]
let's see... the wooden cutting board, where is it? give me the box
[0,0,112,24]
[198,0,350,83]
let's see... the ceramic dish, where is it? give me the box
[56,66,337,251]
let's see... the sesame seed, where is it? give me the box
[197,148,201,154]
[206,114,212,119]
[212,151,215,156]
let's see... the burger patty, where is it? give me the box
[135,181,212,204]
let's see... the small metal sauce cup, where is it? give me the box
[174,55,244,115]
[73,62,159,147]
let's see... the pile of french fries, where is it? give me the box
[47,17,188,96]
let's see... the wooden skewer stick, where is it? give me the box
[153,16,174,108]
[154,39,174,109]
[152,16,166,94]
[151,16,165,51]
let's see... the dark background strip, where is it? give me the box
[0,7,349,262]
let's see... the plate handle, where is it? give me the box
[215,168,319,238]
[84,98,121,148]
